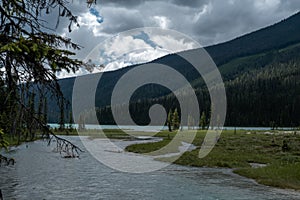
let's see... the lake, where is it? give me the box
[1,136,300,199]
[48,124,278,131]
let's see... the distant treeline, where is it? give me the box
[47,12,300,128]
[48,44,300,128]
[85,45,300,128]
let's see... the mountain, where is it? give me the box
[206,11,300,65]
[49,12,300,127]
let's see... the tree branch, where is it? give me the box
[18,100,84,158]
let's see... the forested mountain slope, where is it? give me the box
[48,12,300,127]
[94,44,300,127]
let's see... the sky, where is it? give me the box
[44,0,300,77]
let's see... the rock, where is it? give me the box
[249,162,267,168]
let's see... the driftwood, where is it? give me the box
[47,133,82,158]
[0,100,83,168]
[20,101,84,159]
[0,128,83,167]
[37,119,83,158]
[0,127,83,166]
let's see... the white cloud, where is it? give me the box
[56,0,300,49]
[104,48,170,71]
[153,16,171,29]
[193,3,212,23]
[103,35,151,57]
[254,0,281,11]
[78,12,105,37]
[77,6,143,38]
[53,0,300,79]
[56,67,90,79]
[67,29,199,77]
[151,34,199,51]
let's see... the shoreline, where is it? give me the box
[3,129,300,191]
[125,129,300,191]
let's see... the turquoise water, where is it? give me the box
[48,124,276,131]
[1,137,300,199]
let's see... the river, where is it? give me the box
[1,136,300,200]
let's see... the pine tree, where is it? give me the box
[167,110,173,132]
[78,114,86,131]
[69,111,74,130]
[28,92,36,141]
[59,98,65,131]
[210,103,215,130]
[38,95,44,124]
[199,112,207,130]
[43,98,48,125]
[0,0,94,161]
[172,108,180,130]
[188,115,195,130]
[0,129,8,150]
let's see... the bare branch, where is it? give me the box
[18,99,84,158]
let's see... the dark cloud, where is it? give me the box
[45,0,300,60]
[100,7,144,34]
[100,0,208,8]
[100,0,152,8]
[171,0,209,7]
[102,0,143,6]
[189,0,300,45]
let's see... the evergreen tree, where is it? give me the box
[69,111,74,130]
[43,98,48,125]
[0,129,8,150]
[38,95,44,124]
[59,98,65,131]
[78,114,86,131]
[188,115,195,130]
[167,110,173,132]
[210,103,215,130]
[0,0,96,161]
[199,112,207,130]
[172,108,180,130]
[28,92,36,141]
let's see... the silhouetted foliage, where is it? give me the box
[0,0,96,160]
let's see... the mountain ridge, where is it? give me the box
[48,11,300,126]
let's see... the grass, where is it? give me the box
[2,128,130,147]
[53,128,164,140]
[235,163,300,190]
[125,129,300,190]
[3,134,40,147]
[4,128,300,190]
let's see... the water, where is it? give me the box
[1,137,300,200]
[48,124,278,132]
[48,124,166,132]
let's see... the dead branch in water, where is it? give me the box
[19,101,84,158]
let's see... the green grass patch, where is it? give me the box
[126,139,172,154]
[235,163,300,190]
[126,130,300,190]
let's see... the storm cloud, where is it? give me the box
[46,0,300,77]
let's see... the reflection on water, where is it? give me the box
[1,136,300,200]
